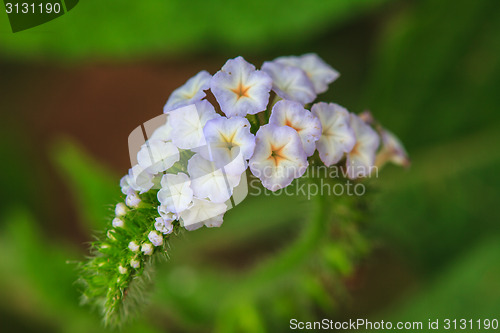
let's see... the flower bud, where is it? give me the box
[115,202,128,217]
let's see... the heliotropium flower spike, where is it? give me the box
[311,102,356,166]
[261,61,316,105]
[346,113,380,179]
[274,53,339,94]
[157,173,194,214]
[200,116,256,167]
[269,100,322,156]
[163,70,212,112]
[210,56,272,117]
[168,101,220,150]
[137,139,180,174]
[187,154,244,203]
[249,124,308,191]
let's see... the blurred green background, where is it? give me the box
[1,0,500,332]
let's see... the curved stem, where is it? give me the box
[232,190,330,295]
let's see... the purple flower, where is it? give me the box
[249,124,308,191]
[269,100,322,156]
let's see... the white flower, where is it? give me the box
[141,243,154,256]
[179,198,227,230]
[157,173,193,214]
[311,102,356,166]
[158,205,178,221]
[358,110,374,125]
[211,56,272,117]
[269,100,322,156]
[261,61,316,105]
[125,191,141,208]
[118,265,128,274]
[249,124,308,191]
[375,128,410,167]
[149,117,173,142]
[148,231,163,247]
[274,53,339,94]
[168,101,220,149]
[112,217,124,228]
[130,258,140,269]
[200,116,255,166]
[346,113,380,179]
[128,241,140,252]
[115,202,128,217]
[164,70,212,112]
[187,154,244,203]
[127,165,154,194]
[155,217,174,235]
[137,139,179,175]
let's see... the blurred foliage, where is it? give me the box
[0,0,386,60]
[0,141,368,332]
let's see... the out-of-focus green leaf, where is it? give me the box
[362,0,500,274]
[0,0,387,60]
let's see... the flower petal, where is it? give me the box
[164,70,212,112]
[211,56,272,117]
[137,139,180,174]
[200,116,256,166]
[179,198,227,230]
[168,101,220,149]
[375,128,410,168]
[128,164,155,193]
[187,154,243,203]
[157,173,194,214]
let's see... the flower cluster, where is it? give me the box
[79,54,409,325]
[124,55,407,229]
